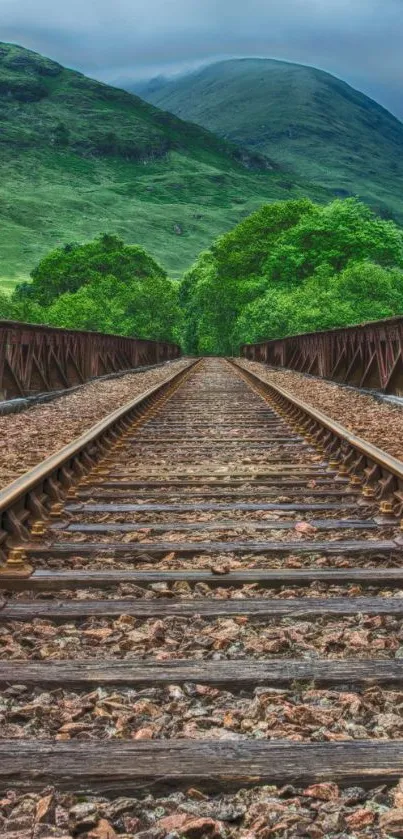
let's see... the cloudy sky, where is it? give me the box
[2,0,403,118]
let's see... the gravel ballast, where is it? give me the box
[2,781,403,837]
[2,683,403,742]
[0,359,190,490]
[1,613,402,661]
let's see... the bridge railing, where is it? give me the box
[0,320,181,400]
[241,316,403,395]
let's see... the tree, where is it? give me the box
[180,197,403,354]
[45,272,180,340]
[15,234,167,307]
[263,198,403,284]
[234,261,403,344]
[11,235,181,342]
[0,290,17,320]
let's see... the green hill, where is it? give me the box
[0,44,330,289]
[131,58,403,223]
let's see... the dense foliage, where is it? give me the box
[4,197,403,355]
[9,235,181,341]
[181,198,403,354]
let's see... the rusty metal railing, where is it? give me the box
[241,317,403,395]
[0,321,181,400]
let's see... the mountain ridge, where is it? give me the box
[0,44,319,287]
[128,57,403,222]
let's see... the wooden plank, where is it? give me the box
[3,596,403,622]
[0,658,403,689]
[28,539,398,557]
[66,501,357,512]
[101,469,332,478]
[55,519,376,534]
[8,566,403,591]
[142,416,283,421]
[108,456,306,466]
[153,411,280,413]
[138,430,298,435]
[135,440,301,447]
[152,419,280,423]
[139,420,292,425]
[97,478,349,487]
[78,489,356,499]
[127,444,305,451]
[103,474,337,484]
[128,437,303,443]
[141,419,286,424]
[1,740,403,792]
[129,441,304,447]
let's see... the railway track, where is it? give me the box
[2,357,403,834]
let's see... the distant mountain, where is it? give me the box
[0,45,325,287]
[129,58,403,222]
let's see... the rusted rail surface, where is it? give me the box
[0,320,181,400]
[241,316,403,395]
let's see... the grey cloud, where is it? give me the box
[1,0,402,117]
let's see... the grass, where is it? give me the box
[134,58,403,225]
[0,44,331,289]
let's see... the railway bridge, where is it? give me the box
[0,321,402,832]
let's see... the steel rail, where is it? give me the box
[230,359,403,520]
[0,360,198,572]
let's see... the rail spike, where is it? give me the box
[0,547,33,577]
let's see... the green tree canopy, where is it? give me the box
[45,271,180,341]
[181,198,403,354]
[15,234,168,307]
[234,262,403,344]
[5,198,403,355]
[10,234,181,342]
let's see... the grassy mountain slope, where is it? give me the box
[0,45,330,288]
[132,58,403,222]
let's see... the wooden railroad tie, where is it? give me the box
[1,741,403,792]
[2,595,403,621]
